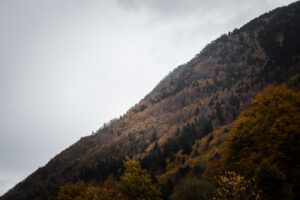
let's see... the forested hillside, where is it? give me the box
[1,1,300,200]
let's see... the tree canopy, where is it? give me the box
[226,85,300,199]
[118,157,162,200]
[57,157,161,200]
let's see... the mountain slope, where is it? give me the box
[2,1,300,200]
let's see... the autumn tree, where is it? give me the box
[226,85,300,198]
[57,158,161,200]
[57,178,126,200]
[57,180,87,200]
[118,157,162,200]
[213,171,260,200]
[84,184,102,200]
[97,178,125,200]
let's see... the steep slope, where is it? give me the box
[2,1,300,200]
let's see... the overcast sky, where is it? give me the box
[0,0,296,195]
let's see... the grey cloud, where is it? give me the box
[116,0,295,24]
[116,0,252,18]
[117,0,202,17]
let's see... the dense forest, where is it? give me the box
[54,85,300,200]
[1,1,300,200]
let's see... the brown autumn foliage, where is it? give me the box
[225,85,300,199]
[57,158,161,200]
[1,2,300,199]
[212,171,260,200]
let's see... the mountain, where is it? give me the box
[2,1,300,200]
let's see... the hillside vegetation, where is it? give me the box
[1,1,300,200]
[56,85,300,200]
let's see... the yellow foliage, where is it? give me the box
[225,85,300,198]
[118,157,162,200]
[57,180,87,200]
[227,85,300,175]
[213,171,261,200]
[57,158,161,200]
